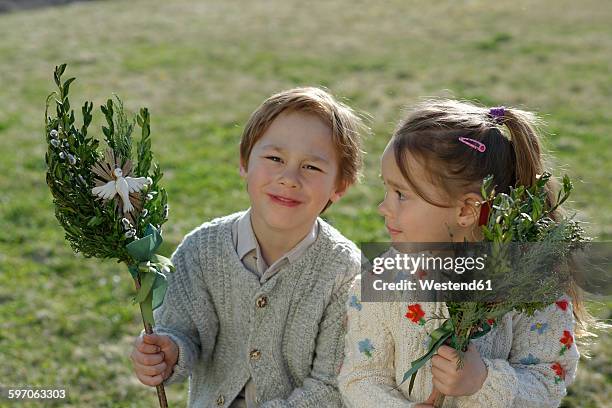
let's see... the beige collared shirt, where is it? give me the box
[230,209,319,408]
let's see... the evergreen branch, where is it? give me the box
[44,64,169,264]
[45,64,171,407]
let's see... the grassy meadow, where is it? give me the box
[0,0,610,406]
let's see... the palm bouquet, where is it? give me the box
[400,172,590,407]
[44,64,174,407]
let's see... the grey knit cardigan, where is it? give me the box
[153,212,361,407]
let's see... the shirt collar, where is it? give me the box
[235,208,319,265]
[236,209,260,261]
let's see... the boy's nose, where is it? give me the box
[278,168,299,188]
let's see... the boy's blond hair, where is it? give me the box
[240,87,365,191]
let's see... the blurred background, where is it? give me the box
[0,0,609,406]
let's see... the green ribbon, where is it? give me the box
[399,319,454,394]
[126,224,175,325]
[399,317,495,395]
[470,319,494,339]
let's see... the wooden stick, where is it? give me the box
[142,318,169,408]
[433,392,445,408]
[134,277,169,408]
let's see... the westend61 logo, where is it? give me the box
[360,242,611,303]
[371,252,487,275]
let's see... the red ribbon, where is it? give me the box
[478,201,491,226]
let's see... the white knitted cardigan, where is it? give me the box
[339,276,579,408]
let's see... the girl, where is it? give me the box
[338,100,583,407]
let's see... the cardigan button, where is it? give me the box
[216,395,225,406]
[250,349,262,361]
[256,295,268,308]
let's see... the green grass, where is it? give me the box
[0,0,610,406]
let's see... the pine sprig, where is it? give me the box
[136,107,153,177]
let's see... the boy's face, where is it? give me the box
[240,111,347,238]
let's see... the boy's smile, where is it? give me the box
[267,193,303,207]
[240,110,347,253]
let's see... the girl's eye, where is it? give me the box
[396,190,407,201]
[266,156,282,163]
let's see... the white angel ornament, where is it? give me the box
[91,149,151,222]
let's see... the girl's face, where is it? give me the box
[378,142,470,243]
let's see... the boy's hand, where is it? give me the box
[131,333,179,386]
[430,343,487,397]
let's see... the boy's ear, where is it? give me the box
[329,180,350,203]
[239,158,248,179]
[456,192,483,227]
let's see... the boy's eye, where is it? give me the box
[303,164,322,172]
[266,156,282,163]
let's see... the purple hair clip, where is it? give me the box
[489,106,506,123]
[458,137,486,153]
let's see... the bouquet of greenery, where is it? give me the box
[44,64,174,407]
[400,172,590,407]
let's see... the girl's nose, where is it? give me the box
[378,200,390,217]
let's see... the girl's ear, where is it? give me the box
[456,193,483,227]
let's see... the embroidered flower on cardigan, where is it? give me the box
[358,339,375,358]
[348,295,362,311]
[520,353,541,365]
[405,303,426,325]
[487,318,497,328]
[555,299,569,312]
[530,322,549,334]
[559,330,574,355]
[551,362,566,384]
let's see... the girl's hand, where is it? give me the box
[414,387,441,407]
[431,343,487,397]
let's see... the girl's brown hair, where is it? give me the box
[391,99,590,332]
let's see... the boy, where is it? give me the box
[130,87,365,407]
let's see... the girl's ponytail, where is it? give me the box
[501,108,562,221]
[501,108,542,187]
